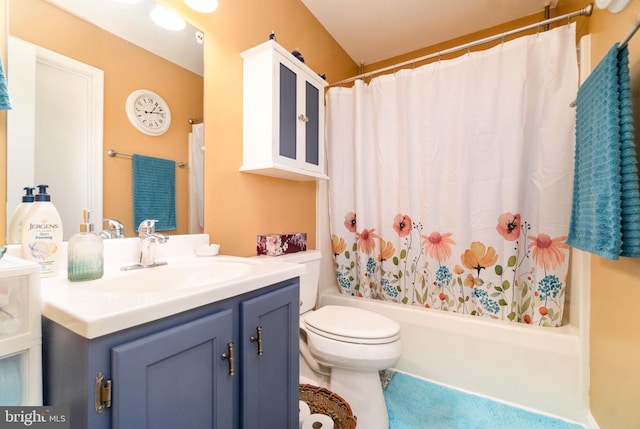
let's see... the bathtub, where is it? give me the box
[319,289,587,422]
[317,249,591,424]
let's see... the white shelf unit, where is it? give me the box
[0,255,42,406]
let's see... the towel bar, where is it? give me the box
[107,149,187,168]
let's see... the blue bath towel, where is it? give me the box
[0,55,12,111]
[132,154,177,231]
[567,44,640,259]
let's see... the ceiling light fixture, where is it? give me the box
[150,5,186,31]
[184,0,218,13]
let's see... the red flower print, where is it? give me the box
[356,228,380,254]
[527,233,568,271]
[421,231,456,262]
[496,212,521,241]
[393,214,412,237]
[344,212,357,232]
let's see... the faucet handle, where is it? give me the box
[102,218,124,238]
[138,219,159,236]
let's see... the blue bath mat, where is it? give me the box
[383,371,584,429]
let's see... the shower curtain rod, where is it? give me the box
[107,149,187,168]
[329,3,594,87]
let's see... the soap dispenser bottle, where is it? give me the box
[20,184,64,277]
[7,186,35,244]
[68,209,104,282]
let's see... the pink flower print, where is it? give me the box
[496,212,521,241]
[357,229,379,255]
[344,212,357,233]
[393,214,412,237]
[421,231,456,262]
[527,233,568,271]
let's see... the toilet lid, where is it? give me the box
[304,305,400,344]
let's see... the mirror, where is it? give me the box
[6,0,204,241]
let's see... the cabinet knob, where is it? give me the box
[250,326,264,356]
[297,114,309,123]
[221,342,235,376]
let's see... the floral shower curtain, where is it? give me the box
[326,24,578,327]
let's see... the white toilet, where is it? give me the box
[258,250,402,429]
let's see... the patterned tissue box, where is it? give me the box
[257,233,307,256]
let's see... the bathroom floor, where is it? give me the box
[381,370,585,429]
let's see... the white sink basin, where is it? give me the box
[88,260,254,294]
[36,235,306,339]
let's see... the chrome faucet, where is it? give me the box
[100,218,125,239]
[135,219,169,268]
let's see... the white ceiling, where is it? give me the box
[301,0,559,65]
[43,0,562,75]
[45,0,204,76]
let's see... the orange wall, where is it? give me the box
[157,0,358,256]
[9,0,203,236]
[588,2,640,428]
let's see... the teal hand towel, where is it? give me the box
[132,154,177,231]
[0,55,12,110]
[567,44,640,259]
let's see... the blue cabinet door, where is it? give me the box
[111,310,234,429]
[240,283,299,429]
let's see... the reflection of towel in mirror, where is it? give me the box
[132,154,177,231]
[567,44,640,259]
[0,55,12,110]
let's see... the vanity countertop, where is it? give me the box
[10,234,305,339]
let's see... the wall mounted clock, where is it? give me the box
[125,89,171,136]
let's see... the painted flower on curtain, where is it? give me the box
[526,233,569,324]
[417,232,456,309]
[331,210,570,327]
[344,212,357,232]
[496,212,521,241]
[389,214,427,305]
[378,238,399,299]
[331,212,359,296]
[352,228,382,298]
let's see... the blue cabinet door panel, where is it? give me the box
[305,82,320,166]
[111,310,234,429]
[279,63,297,160]
[241,283,299,429]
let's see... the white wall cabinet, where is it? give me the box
[241,40,328,181]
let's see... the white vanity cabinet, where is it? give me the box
[240,40,329,181]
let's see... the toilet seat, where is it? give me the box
[304,305,401,344]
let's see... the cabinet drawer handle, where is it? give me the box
[297,114,309,123]
[250,326,263,356]
[221,342,235,376]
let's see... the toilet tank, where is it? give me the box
[254,250,321,314]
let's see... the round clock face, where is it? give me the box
[125,90,172,136]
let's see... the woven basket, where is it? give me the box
[299,384,357,429]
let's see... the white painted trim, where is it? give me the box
[585,412,601,429]
[7,37,103,239]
